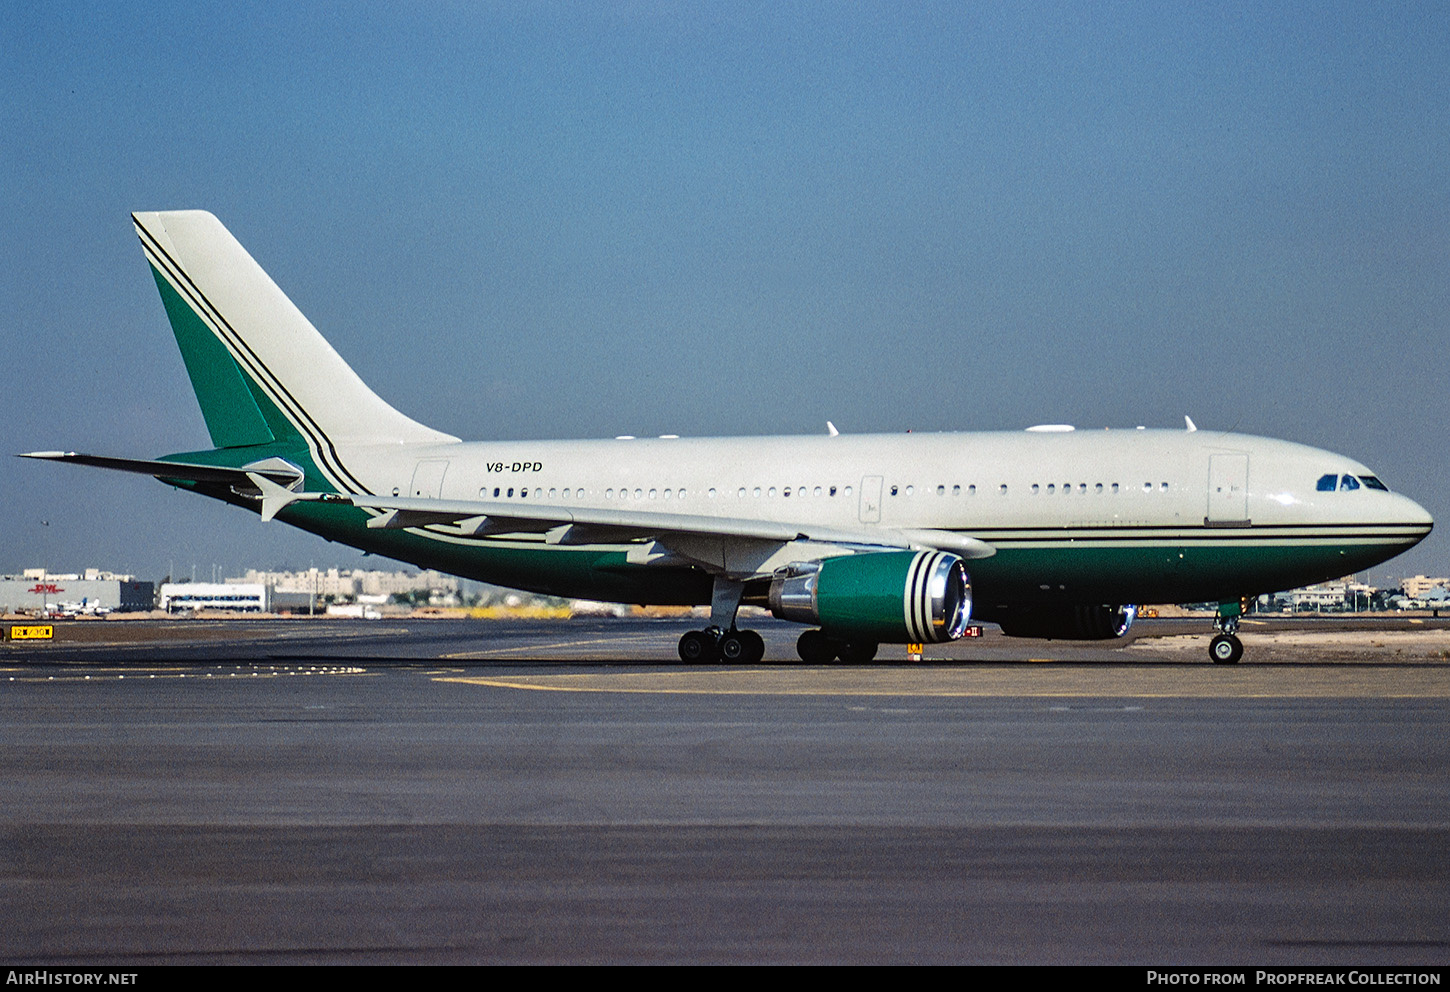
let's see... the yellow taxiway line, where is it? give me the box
[436,665,1450,698]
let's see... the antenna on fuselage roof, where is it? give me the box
[1185,416,1198,432]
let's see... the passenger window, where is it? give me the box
[1340,475,1360,491]
[1316,474,1338,492]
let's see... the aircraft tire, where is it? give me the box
[679,629,718,663]
[796,629,837,664]
[718,631,748,662]
[1209,634,1243,665]
[741,629,766,664]
[837,640,879,664]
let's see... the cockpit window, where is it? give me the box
[1318,472,1389,493]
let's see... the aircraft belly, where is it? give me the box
[969,538,1420,606]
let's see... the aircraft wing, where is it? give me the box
[336,493,996,559]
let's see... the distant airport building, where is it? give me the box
[1269,574,1376,612]
[1402,575,1450,599]
[228,567,460,600]
[159,582,267,613]
[0,569,154,614]
[1286,583,1352,610]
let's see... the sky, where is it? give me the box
[3,1,1447,585]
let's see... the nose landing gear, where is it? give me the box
[1209,602,1245,664]
[1209,630,1243,664]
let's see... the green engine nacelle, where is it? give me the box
[767,550,972,643]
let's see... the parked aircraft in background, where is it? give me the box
[22,211,1433,663]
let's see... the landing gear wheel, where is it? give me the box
[718,630,766,664]
[796,629,837,664]
[1209,633,1243,665]
[837,640,879,664]
[718,631,749,662]
[679,629,718,663]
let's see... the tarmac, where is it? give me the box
[1,616,1447,964]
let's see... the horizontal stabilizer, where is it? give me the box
[18,451,304,488]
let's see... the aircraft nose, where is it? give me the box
[1394,493,1434,539]
[1407,495,1433,527]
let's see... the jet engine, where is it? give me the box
[991,603,1137,640]
[768,550,971,643]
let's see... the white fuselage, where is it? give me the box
[338,427,1426,538]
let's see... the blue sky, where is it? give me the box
[3,1,1447,583]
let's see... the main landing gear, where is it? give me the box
[677,576,766,664]
[1209,606,1244,665]
[678,627,766,664]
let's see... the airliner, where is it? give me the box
[22,211,1433,664]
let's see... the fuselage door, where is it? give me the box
[859,475,883,523]
[410,459,450,499]
[1206,454,1249,525]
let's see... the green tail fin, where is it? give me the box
[149,267,279,448]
